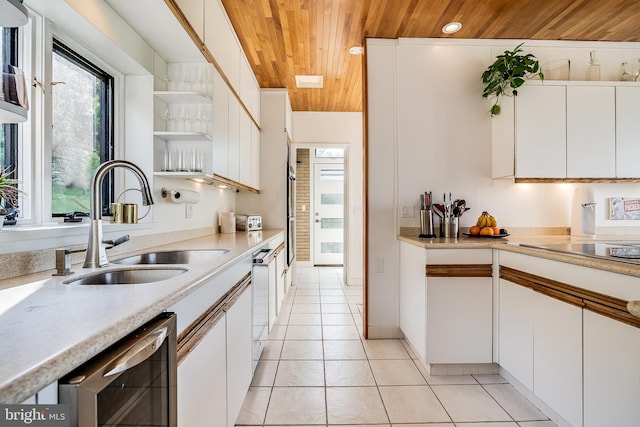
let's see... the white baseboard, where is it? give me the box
[367,326,404,339]
[499,367,574,427]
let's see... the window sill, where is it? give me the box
[0,221,156,253]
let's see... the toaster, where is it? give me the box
[236,214,262,231]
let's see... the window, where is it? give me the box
[51,39,114,216]
[1,28,19,212]
[315,148,344,158]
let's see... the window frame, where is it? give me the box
[50,38,115,217]
[1,27,20,211]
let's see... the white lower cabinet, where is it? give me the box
[499,279,583,426]
[427,276,492,363]
[426,249,493,364]
[178,313,227,427]
[498,279,534,389]
[399,241,427,363]
[226,284,253,427]
[533,292,583,427]
[583,310,640,427]
[172,257,254,427]
[275,246,286,313]
[399,245,493,366]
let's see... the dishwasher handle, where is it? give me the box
[103,326,168,378]
[253,248,276,265]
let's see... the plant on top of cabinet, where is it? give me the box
[481,43,544,116]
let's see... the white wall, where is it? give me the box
[367,37,640,335]
[292,112,364,286]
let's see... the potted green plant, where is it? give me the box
[0,166,24,228]
[481,43,544,116]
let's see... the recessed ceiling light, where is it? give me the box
[349,46,364,55]
[442,21,462,34]
[295,75,324,89]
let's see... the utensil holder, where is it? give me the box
[122,203,138,224]
[419,209,436,238]
[440,216,459,238]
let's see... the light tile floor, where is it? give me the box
[236,266,557,427]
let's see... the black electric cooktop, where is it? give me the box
[518,242,640,263]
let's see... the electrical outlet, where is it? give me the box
[185,204,193,219]
[374,257,384,273]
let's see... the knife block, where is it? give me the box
[419,209,436,238]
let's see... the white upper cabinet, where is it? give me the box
[515,85,567,178]
[566,86,616,178]
[250,122,261,190]
[228,97,241,182]
[212,70,230,178]
[204,0,240,90]
[493,81,640,180]
[616,86,640,178]
[175,0,204,42]
[239,110,252,186]
[240,55,261,125]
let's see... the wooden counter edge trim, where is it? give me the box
[426,264,493,278]
[177,272,252,364]
[584,300,640,329]
[213,174,260,194]
[273,242,286,256]
[499,266,638,326]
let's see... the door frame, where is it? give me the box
[294,143,349,283]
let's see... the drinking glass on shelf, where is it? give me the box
[162,149,171,171]
[542,59,571,80]
[190,149,203,173]
[183,67,193,92]
[180,105,193,132]
[163,106,176,132]
[164,148,178,172]
[621,59,640,81]
[176,148,188,172]
[194,105,209,133]
[191,65,203,94]
[166,64,181,91]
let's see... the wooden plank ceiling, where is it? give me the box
[221,0,640,112]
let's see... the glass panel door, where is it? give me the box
[313,164,344,265]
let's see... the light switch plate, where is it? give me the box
[400,204,415,218]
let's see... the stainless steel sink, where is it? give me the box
[64,267,188,285]
[112,249,229,265]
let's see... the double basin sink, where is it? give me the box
[64,249,229,286]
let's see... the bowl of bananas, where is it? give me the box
[465,211,509,237]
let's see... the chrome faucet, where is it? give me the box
[83,160,154,268]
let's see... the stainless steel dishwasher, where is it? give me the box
[252,246,276,371]
[59,313,177,427]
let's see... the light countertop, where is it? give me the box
[398,232,640,278]
[0,229,284,404]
